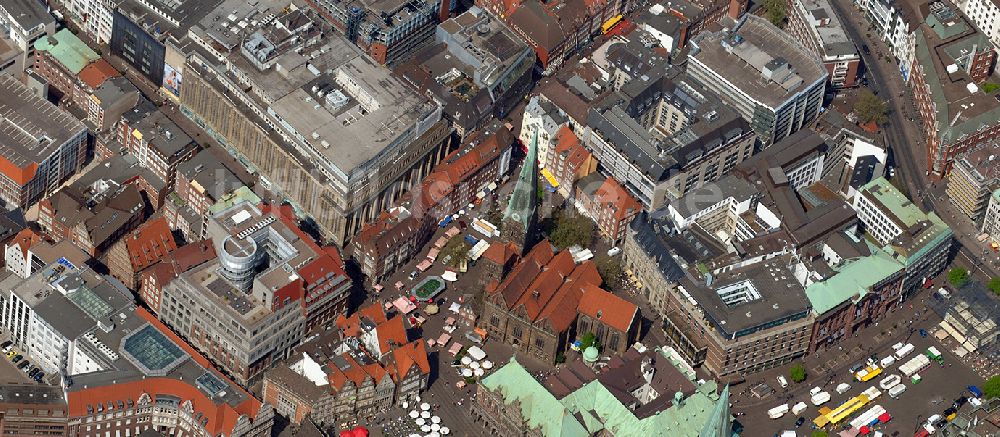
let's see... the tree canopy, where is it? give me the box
[987,277,1000,295]
[594,255,624,289]
[854,89,889,125]
[547,211,594,248]
[761,0,787,27]
[790,363,807,383]
[985,375,1000,399]
[441,238,471,268]
[948,267,970,288]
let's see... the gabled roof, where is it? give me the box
[7,228,42,259]
[125,217,178,272]
[78,59,120,89]
[577,285,638,333]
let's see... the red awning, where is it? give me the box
[879,412,892,423]
[859,426,870,435]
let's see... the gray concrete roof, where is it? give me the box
[0,74,86,170]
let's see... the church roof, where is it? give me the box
[504,130,539,230]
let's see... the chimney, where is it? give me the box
[438,0,450,22]
[727,0,747,20]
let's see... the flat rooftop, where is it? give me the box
[683,254,812,338]
[691,14,826,108]
[2,0,54,31]
[269,54,437,174]
[0,74,86,171]
[795,0,857,58]
[913,8,1000,141]
[116,0,225,35]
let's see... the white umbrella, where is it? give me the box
[431,416,441,424]
[421,411,431,419]
[421,402,431,411]
[431,423,441,432]
[421,425,432,433]
[470,361,481,370]
[429,433,440,437]
[460,356,472,365]
[474,367,485,377]
[409,410,420,419]
[415,418,425,426]
[482,360,493,369]
[461,368,473,377]
[403,401,409,409]
[441,427,450,435]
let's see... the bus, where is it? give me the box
[601,15,623,34]
[855,364,883,382]
[814,393,871,428]
[926,346,943,363]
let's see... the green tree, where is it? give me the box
[988,277,1000,295]
[595,255,624,289]
[985,375,1000,399]
[762,0,787,27]
[948,267,970,288]
[548,212,594,248]
[579,332,599,351]
[789,363,807,383]
[854,89,888,125]
[441,238,471,268]
[983,82,1000,93]
[811,431,829,437]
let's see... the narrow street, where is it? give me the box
[827,1,1000,279]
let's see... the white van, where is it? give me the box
[836,383,852,394]
[777,375,789,388]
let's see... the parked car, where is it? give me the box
[27,368,37,377]
[794,417,805,428]
[969,385,984,398]
[11,355,22,363]
[849,362,864,373]
[408,271,419,280]
[32,372,43,382]
[777,376,788,388]
[6,350,15,358]
[954,397,968,409]
[0,341,11,351]
[919,329,928,338]
[16,360,27,369]
[862,44,871,54]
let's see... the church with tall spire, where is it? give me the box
[500,130,538,255]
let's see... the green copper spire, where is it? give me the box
[504,129,539,230]
[699,384,733,437]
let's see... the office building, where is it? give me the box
[982,189,1000,245]
[104,217,177,290]
[688,14,827,145]
[61,0,119,46]
[0,0,55,74]
[116,106,197,188]
[855,0,923,79]
[586,66,756,209]
[853,178,953,298]
[182,3,451,245]
[62,303,275,437]
[0,74,88,208]
[0,384,67,436]
[957,0,1000,49]
[398,7,534,137]
[786,0,862,88]
[158,201,351,385]
[946,147,1000,223]
[305,0,448,66]
[909,1,999,175]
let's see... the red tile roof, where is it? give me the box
[0,156,37,186]
[482,241,519,265]
[376,316,409,355]
[125,217,177,271]
[78,59,120,89]
[577,284,638,333]
[490,240,633,335]
[8,228,42,258]
[143,239,216,287]
[390,339,430,381]
[336,303,388,337]
[592,176,641,221]
[67,377,262,436]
